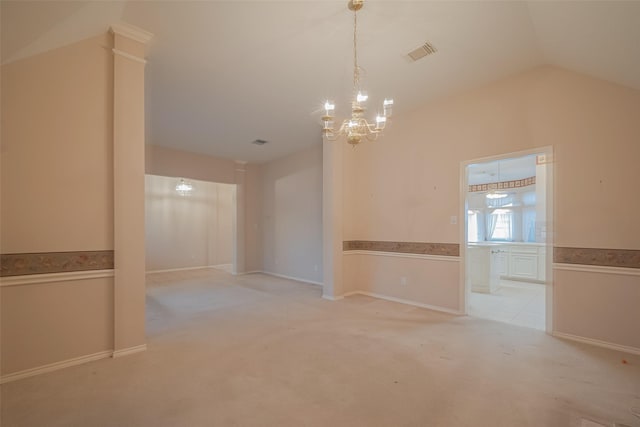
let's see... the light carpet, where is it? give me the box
[2,269,639,426]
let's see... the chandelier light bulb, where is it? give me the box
[383,98,394,116]
[324,100,335,113]
[356,91,368,103]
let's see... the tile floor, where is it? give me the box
[468,279,546,330]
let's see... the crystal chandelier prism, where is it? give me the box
[322,0,393,146]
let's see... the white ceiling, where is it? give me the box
[3,1,640,164]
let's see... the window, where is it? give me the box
[487,209,513,241]
[467,190,538,243]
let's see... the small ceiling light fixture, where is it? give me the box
[486,161,508,199]
[321,0,394,146]
[175,178,193,196]
[486,192,508,200]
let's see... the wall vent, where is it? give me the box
[407,42,437,62]
[252,139,268,145]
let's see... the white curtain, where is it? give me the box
[487,210,513,241]
[486,212,499,240]
[498,213,513,241]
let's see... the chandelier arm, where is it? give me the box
[364,122,380,133]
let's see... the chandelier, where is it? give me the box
[322,0,393,146]
[175,178,193,196]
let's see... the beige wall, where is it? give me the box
[146,144,236,185]
[1,279,113,374]
[262,144,323,284]
[145,143,323,281]
[1,35,115,375]
[145,175,234,271]
[1,34,114,253]
[341,65,640,349]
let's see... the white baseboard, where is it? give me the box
[209,264,233,271]
[322,294,344,301]
[1,344,148,384]
[342,291,463,315]
[342,291,360,297]
[235,270,263,276]
[146,266,210,274]
[112,344,147,358]
[552,331,640,356]
[0,350,112,384]
[259,271,323,286]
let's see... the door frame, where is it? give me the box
[458,146,554,333]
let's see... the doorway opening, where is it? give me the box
[144,174,237,275]
[460,148,553,331]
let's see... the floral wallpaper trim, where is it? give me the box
[1,251,114,277]
[553,247,640,269]
[343,241,460,257]
[469,176,536,193]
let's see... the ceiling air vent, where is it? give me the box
[407,42,437,62]
[252,139,268,145]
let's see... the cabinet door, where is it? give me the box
[509,252,538,280]
[497,251,509,277]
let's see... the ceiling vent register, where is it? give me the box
[408,42,437,61]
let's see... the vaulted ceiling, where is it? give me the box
[3,1,640,163]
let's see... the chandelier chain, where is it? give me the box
[353,7,359,92]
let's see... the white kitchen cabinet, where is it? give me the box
[510,253,538,280]
[505,244,546,283]
[467,245,501,293]
[467,242,546,285]
[496,249,509,277]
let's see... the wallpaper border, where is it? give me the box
[1,250,115,277]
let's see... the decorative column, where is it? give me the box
[111,24,153,356]
[322,138,344,299]
[233,161,247,275]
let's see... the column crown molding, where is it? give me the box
[110,23,153,44]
